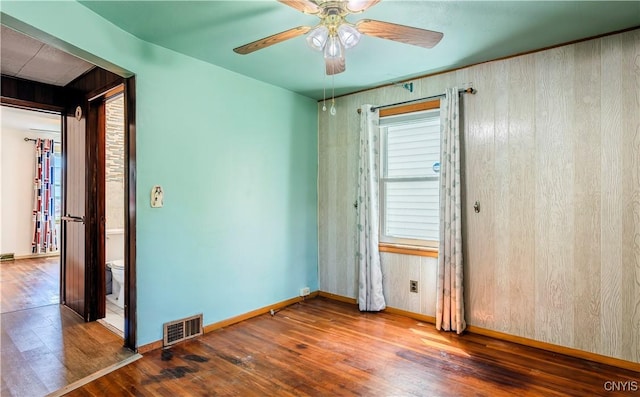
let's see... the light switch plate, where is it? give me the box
[151,185,163,208]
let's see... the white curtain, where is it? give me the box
[436,88,466,333]
[357,104,386,311]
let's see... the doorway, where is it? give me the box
[100,88,126,336]
[63,75,136,350]
[0,105,62,314]
[1,29,137,350]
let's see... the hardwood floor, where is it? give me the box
[0,256,59,313]
[69,298,638,396]
[0,304,136,396]
[0,257,135,396]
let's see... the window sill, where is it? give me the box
[379,243,438,258]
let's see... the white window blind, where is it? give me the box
[380,109,440,246]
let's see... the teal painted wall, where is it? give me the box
[2,1,318,346]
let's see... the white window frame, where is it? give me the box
[379,108,440,249]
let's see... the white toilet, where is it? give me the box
[106,229,125,309]
[107,259,125,308]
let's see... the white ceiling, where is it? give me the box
[0,25,94,87]
[1,106,61,136]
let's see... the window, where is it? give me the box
[379,108,440,249]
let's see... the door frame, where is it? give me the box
[85,90,106,322]
[1,61,137,351]
[1,74,137,351]
[84,77,137,350]
[0,99,66,305]
[124,77,137,350]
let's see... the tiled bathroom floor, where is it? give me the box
[100,295,124,337]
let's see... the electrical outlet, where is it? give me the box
[300,287,310,297]
[410,280,418,293]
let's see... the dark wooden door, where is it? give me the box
[61,99,105,321]
[61,106,87,318]
[85,98,106,321]
[62,100,107,322]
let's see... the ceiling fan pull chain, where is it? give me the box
[330,74,337,116]
[323,73,327,112]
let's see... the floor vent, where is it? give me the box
[0,253,15,262]
[163,314,203,347]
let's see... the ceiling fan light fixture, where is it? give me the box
[324,35,343,59]
[337,24,361,49]
[306,25,329,51]
[346,0,379,13]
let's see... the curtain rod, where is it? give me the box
[357,87,476,114]
[24,137,61,144]
[371,87,476,112]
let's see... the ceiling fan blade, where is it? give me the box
[277,0,320,14]
[346,0,381,13]
[233,26,312,55]
[325,56,346,75]
[356,19,443,49]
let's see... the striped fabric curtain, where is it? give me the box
[32,138,58,254]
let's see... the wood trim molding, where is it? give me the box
[204,292,319,333]
[137,340,163,354]
[318,291,358,304]
[137,292,320,354]
[318,291,436,324]
[14,252,60,260]
[124,77,137,352]
[84,96,107,321]
[0,97,64,112]
[103,84,124,101]
[379,243,438,258]
[379,99,440,117]
[465,325,640,372]
[319,291,640,372]
[383,306,436,324]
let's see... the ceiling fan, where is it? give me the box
[233,0,444,75]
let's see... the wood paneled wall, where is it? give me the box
[1,75,67,110]
[318,29,640,363]
[66,67,121,99]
